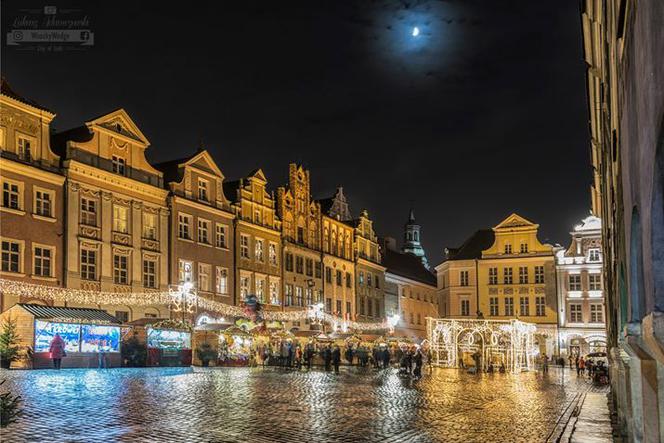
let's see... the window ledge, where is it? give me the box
[197,242,213,248]
[215,246,230,251]
[178,237,194,244]
[0,270,25,277]
[0,206,25,216]
[30,275,57,282]
[32,214,56,223]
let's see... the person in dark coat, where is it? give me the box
[405,350,413,374]
[372,346,380,368]
[305,342,314,370]
[345,346,354,365]
[49,333,66,369]
[332,345,341,374]
[323,345,332,372]
[413,350,423,379]
[382,347,391,369]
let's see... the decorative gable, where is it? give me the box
[86,109,149,146]
[494,213,538,231]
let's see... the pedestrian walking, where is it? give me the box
[372,346,380,369]
[413,350,423,379]
[586,359,594,378]
[332,345,341,374]
[575,356,580,375]
[568,355,573,369]
[426,348,434,373]
[295,345,303,370]
[542,355,549,373]
[305,342,314,370]
[323,345,332,372]
[49,333,66,369]
[382,347,391,369]
[405,349,413,374]
[345,346,353,366]
[578,356,586,376]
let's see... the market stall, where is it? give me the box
[0,303,122,369]
[217,326,253,367]
[126,318,192,367]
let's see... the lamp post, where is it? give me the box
[169,281,196,324]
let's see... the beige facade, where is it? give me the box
[354,210,386,321]
[386,271,437,340]
[0,82,65,311]
[58,109,169,321]
[321,214,355,319]
[276,164,323,314]
[158,150,235,322]
[225,170,281,309]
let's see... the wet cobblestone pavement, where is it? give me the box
[0,366,608,443]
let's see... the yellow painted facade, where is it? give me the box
[321,215,355,319]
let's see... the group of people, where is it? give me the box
[570,355,605,379]
[397,347,426,379]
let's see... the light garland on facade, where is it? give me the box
[0,279,389,331]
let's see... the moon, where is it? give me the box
[412,26,420,37]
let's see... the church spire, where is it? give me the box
[401,206,429,269]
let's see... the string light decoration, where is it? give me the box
[0,279,390,331]
[426,318,538,373]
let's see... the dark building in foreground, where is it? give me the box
[582,0,664,441]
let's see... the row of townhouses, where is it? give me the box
[0,79,438,339]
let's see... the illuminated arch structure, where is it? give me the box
[427,318,538,373]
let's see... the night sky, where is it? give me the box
[3,1,591,266]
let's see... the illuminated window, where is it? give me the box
[519,297,529,316]
[489,297,499,316]
[503,267,513,284]
[270,281,279,304]
[285,284,293,306]
[198,264,211,291]
[113,205,128,233]
[520,243,528,253]
[296,286,303,306]
[534,266,545,284]
[143,259,156,288]
[111,155,126,175]
[589,274,602,290]
[198,178,209,202]
[504,243,512,254]
[240,235,250,259]
[569,274,581,291]
[269,243,278,266]
[461,299,470,316]
[178,259,193,283]
[460,270,469,286]
[17,135,31,160]
[590,304,603,322]
[143,213,157,240]
[588,249,601,262]
[359,271,364,285]
[34,246,52,277]
[518,267,528,284]
[489,267,498,285]
[178,214,192,240]
[305,288,313,306]
[256,278,265,302]
[80,198,97,226]
[2,181,21,210]
[113,254,129,285]
[216,267,228,294]
[569,304,582,323]
[504,297,514,316]
[240,276,250,297]
[216,224,227,248]
[80,248,97,280]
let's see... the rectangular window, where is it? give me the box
[590,304,603,323]
[336,300,342,315]
[198,264,211,292]
[305,288,313,306]
[80,198,97,226]
[346,301,352,316]
[520,243,528,253]
[569,304,582,323]
[17,136,31,160]
[503,267,513,284]
[504,297,514,316]
[367,273,373,287]
[460,270,469,286]
[489,297,499,316]
[504,243,512,254]
[315,261,322,278]
[535,296,545,316]
[359,272,364,285]
[346,272,352,288]
[417,313,421,325]
[1,241,20,273]
[375,277,380,289]
[569,274,582,291]
[588,249,601,262]
[519,297,530,316]
[178,260,193,283]
[2,181,21,210]
[113,254,129,285]
[143,259,156,288]
[256,278,265,302]
[240,235,250,259]
[142,213,157,240]
[325,267,332,283]
[295,286,303,306]
[80,248,97,280]
[33,246,52,277]
[489,267,498,285]
[215,224,227,248]
[336,270,342,286]
[198,178,209,202]
[305,258,313,277]
[519,267,528,284]
[360,297,366,316]
[178,214,192,240]
[326,298,332,313]
[295,256,303,274]
[270,281,279,305]
[198,219,210,244]
[35,190,52,217]
[240,276,250,297]
[461,299,470,316]
[255,239,264,262]
[534,266,545,284]
[113,206,129,233]
[115,311,129,323]
[285,284,293,306]
[112,155,126,175]
[410,312,414,324]
[589,274,602,290]
[269,243,278,266]
[216,267,228,294]
[285,253,294,272]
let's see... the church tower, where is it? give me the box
[401,208,429,268]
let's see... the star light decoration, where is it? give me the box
[0,279,390,331]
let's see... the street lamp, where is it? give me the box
[169,281,196,324]
[387,313,400,334]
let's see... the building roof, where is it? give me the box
[222,180,241,203]
[446,229,495,261]
[1,77,54,113]
[383,249,436,286]
[50,126,95,156]
[153,152,199,184]
[16,303,122,324]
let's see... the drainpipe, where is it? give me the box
[475,259,481,318]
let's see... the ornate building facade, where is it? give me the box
[157,150,235,323]
[276,164,323,316]
[55,109,170,321]
[353,210,386,322]
[0,80,65,312]
[401,209,429,269]
[224,170,281,309]
[555,215,606,358]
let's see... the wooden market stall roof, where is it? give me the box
[16,303,122,324]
